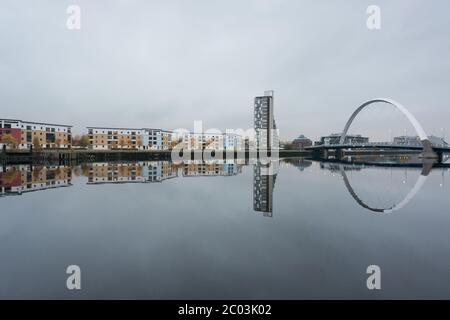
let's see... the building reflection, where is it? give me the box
[320,162,363,172]
[87,161,178,184]
[3,156,446,216]
[182,160,242,177]
[85,160,244,185]
[1,160,278,217]
[283,158,312,172]
[253,161,277,217]
[0,164,72,196]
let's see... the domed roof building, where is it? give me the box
[292,135,312,150]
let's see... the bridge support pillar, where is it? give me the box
[420,139,439,160]
[437,151,444,164]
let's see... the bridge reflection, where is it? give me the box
[315,155,449,214]
[2,157,448,217]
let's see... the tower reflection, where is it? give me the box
[253,161,277,217]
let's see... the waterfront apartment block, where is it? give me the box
[86,127,174,150]
[0,119,72,150]
[142,129,173,150]
[254,90,279,150]
[181,132,244,151]
[86,127,145,150]
[0,164,72,196]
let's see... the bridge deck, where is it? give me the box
[306,144,450,152]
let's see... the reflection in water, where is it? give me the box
[2,156,450,299]
[87,162,178,184]
[182,160,242,177]
[282,158,312,172]
[339,164,428,214]
[1,156,448,216]
[85,160,244,185]
[253,161,278,217]
[0,164,72,196]
[322,154,445,214]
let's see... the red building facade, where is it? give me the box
[0,128,22,147]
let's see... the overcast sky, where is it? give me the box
[0,0,449,141]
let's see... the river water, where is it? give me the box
[1,157,449,299]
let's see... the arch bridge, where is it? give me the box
[308,98,449,163]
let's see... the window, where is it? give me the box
[46,133,56,143]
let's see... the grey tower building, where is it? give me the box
[254,90,278,150]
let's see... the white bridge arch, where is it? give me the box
[339,98,434,154]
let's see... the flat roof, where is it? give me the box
[86,127,144,131]
[87,127,174,133]
[142,128,173,133]
[0,118,73,127]
[181,131,243,137]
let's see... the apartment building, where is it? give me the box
[142,129,173,150]
[254,90,279,150]
[86,127,174,150]
[86,127,144,150]
[224,133,244,151]
[0,119,72,150]
[181,132,243,151]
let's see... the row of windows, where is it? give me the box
[88,129,142,135]
[5,143,70,147]
[0,123,70,132]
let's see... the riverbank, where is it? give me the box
[0,149,312,164]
